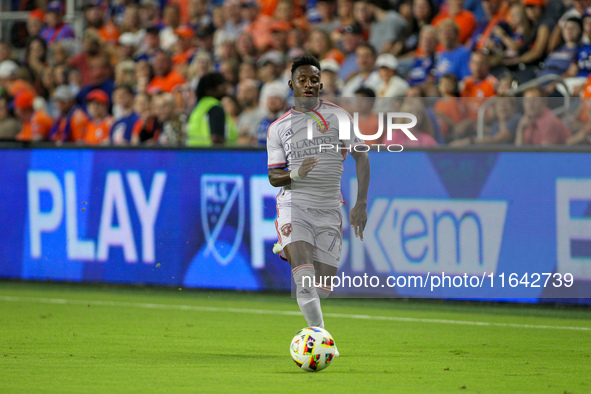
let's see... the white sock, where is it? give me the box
[315,285,332,300]
[292,264,324,328]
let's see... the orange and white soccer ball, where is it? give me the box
[289,327,336,372]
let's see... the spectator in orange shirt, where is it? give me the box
[566,82,591,145]
[172,25,197,78]
[242,0,274,52]
[432,0,478,44]
[461,52,497,114]
[83,0,120,46]
[14,91,53,142]
[49,85,89,143]
[454,52,497,138]
[269,20,292,54]
[515,86,571,146]
[147,50,187,93]
[84,89,113,145]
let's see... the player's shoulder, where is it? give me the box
[319,100,352,120]
[267,109,292,137]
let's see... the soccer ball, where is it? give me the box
[289,327,336,372]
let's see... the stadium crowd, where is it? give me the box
[1,0,591,146]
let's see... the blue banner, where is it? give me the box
[1,148,590,302]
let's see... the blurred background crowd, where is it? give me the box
[1,0,591,147]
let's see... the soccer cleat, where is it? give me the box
[272,242,283,254]
[334,345,340,357]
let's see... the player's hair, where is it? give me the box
[290,56,321,76]
[196,72,226,101]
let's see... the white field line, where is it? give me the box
[0,295,589,332]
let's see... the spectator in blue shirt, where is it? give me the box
[40,1,75,45]
[408,25,438,87]
[110,85,141,145]
[435,19,471,81]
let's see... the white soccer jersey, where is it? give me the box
[267,100,364,209]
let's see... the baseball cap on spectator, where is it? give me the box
[119,32,140,47]
[175,25,195,39]
[53,85,75,101]
[375,53,399,70]
[47,1,64,13]
[14,91,36,110]
[257,50,285,67]
[28,9,45,21]
[86,89,109,104]
[0,60,18,79]
[565,15,583,29]
[320,59,340,74]
[522,0,545,6]
[270,20,292,32]
[339,23,363,35]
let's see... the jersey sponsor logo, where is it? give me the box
[201,175,245,266]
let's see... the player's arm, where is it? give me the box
[268,157,319,187]
[350,149,370,241]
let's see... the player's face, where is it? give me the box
[290,65,322,100]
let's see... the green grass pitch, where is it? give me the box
[1,281,590,393]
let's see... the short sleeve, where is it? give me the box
[267,123,286,169]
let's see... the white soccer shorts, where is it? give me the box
[275,203,342,267]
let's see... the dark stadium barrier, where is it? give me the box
[1,145,590,303]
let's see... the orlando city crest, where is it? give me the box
[315,120,330,134]
[281,223,292,237]
[200,175,245,266]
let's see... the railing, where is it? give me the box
[0,0,81,42]
[476,74,572,140]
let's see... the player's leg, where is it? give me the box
[314,261,338,299]
[311,207,343,300]
[284,242,325,328]
[313,261,340,357]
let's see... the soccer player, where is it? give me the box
[267,56,370,349]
